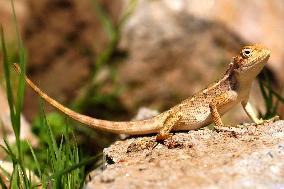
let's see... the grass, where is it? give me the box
[1,0,30,186]
[258,70,284,119]
[0,1,102,188]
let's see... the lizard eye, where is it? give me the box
[241,48,252,58]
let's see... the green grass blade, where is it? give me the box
[3,139,17,163]
[28,142,42,178]
[118,0,138,27]
[46,116,61,161]
[92,0,116,40]
[10,164,19,189]
[0,26,15,126]
[11,0,27,139]
[258,79,269,106]
[48,153,102,181]
[10,2,31,187]
[269,88,284,103]
[11,0,21,46]
[39,101,61,161]
[264,71,273,112]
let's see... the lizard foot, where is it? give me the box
[256,115,280,125]
[155,133,173,141]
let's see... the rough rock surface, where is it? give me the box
[86,120,284,189]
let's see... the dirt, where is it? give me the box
[86,120,284,189]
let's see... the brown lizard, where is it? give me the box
[13,44,277,140]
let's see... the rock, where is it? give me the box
[86,120,284,189]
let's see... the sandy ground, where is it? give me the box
[86,120,284,189]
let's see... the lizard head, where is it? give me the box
[233,44,270,77]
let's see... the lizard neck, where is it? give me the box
[229,72,252,99]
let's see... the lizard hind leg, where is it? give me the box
[155,111,183,141]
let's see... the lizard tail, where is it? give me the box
[13,63,161,135]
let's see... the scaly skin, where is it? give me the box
[13,44,276,140]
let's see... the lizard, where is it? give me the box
[13,44,278,141]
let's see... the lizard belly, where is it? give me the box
[174,106,212,131]
[176,117,212,131]
[173,99,240,131]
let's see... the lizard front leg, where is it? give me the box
[241,101,279,124]
[209,91,238,128]
[156,111,182,141]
